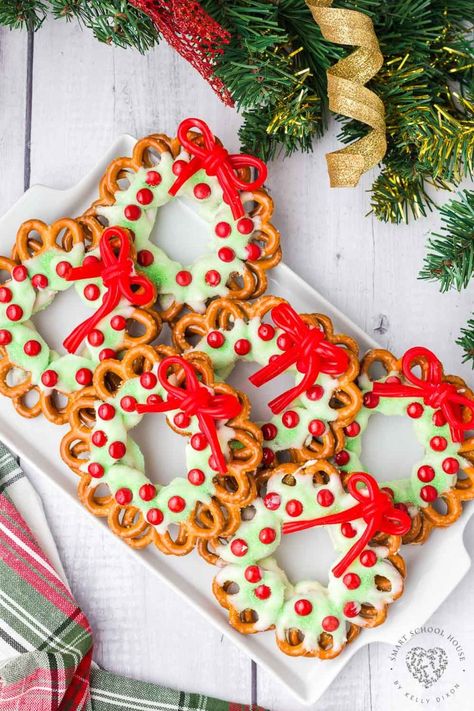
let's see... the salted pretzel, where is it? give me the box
[80,118,281,321]
[173,296,362,463]
[61,345,263,556]
[204,461,407,659]
[0,219,159,424]
[335,347,474,544]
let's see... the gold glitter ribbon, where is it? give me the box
[306,0,386,187]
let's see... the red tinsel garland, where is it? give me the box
[129,0,234,106]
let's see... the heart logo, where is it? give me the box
[405,646,448,688]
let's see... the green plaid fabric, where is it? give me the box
[0,443,264,711]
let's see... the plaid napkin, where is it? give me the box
[0,443,264,711]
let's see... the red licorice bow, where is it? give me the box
[282,473,411,578]
[249,303,350,414]
[63,226,155,354]
[372,346,474,442]
[136,356,242,474]
[168,118,268,220]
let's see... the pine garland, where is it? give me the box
[420,190,474,365]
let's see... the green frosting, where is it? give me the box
[97,152,264,312]
[192,316,339,457]
[0,243,141,395]
[338,372,469,507]
[214,462,403,654]
[81,364,238,531]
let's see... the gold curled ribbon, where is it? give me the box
[306,0,386,187]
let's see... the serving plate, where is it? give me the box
[0,135,472,705]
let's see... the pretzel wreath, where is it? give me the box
[173,296,362,463]
[81,118,281,321]
[0,219,159,424]
[61,345,263,555]
[204,461,407,659]
[335,347,474,543]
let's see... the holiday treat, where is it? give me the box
[205,461,408,658]
[336,347,474,543]
[61,346,263,555]
[81,118,281,320]
[173,296,361,462]
[0,221,159,423]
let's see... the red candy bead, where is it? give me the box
[430,436,447,451]
[147,508,164,525]
[286,499,303,517]
[205,269,221,286]
[262,423,278,441]
[91,430,107,447]
[109,441,126,459]
[194,183,211,200]
[433,410,446,427]
[341,523,357,538]
[420,485,438,502]
[442,457,459,475]
[363,392,380,409]
[146,394,162,407]
[218,247,235,262]
[56,261,71,278]
[88,463,104,478]
[188,468,205,486]
[282,410,299,428]
[0,330,12,346]
[276,333,292,351]
[215,222,231,238]
[234,339,251,356]
[334,450,350,466]
[385,376,401,384]
[76,368,93,386]
[84,284,100,301]
[208,454,220,472]
[345,422,361,437]
[259,527,276,544]
[172,160,186,175]
[264,492,281,510]
[322,616,340,632]
[139,483,156,501]
[6,305,23,321]
[140,372,157,389]
[41,370,58,387]
[124,204,141,221]
[12,266,27,282]
[245,243,261,261]
[244,566,261,583]
[360,550,377,567]
[32,274,48,289]
[308,419,325,437]
[98,403,115,420]
[176,270,192,286]
[136,188,153,205]
[237,218,253,234]
[343,573,361,590]
[262,447,275,467]
[295,599,313,616]
[137,249,154,267]
[88,329,104,346]
[230,539,248,557]
[417,465,435,482]
[306,385,324,401]
[207,331,225,348]
[146,170,162,186]
[174,412,190,429]
[24,340,41,356]
[120,396,137,412]
[343,602,360,618]
[83,256,99,268]
[115,488,133,505]
[317,489,335,507]
[258,323,275,341]
[254,585,271,600]
[99,349,116,361]
[407,402,424,418]
[111,315,127,331]
[191,433,207,451]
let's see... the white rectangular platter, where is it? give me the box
[0,135,472,705]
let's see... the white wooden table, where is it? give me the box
[1,19,474,710]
